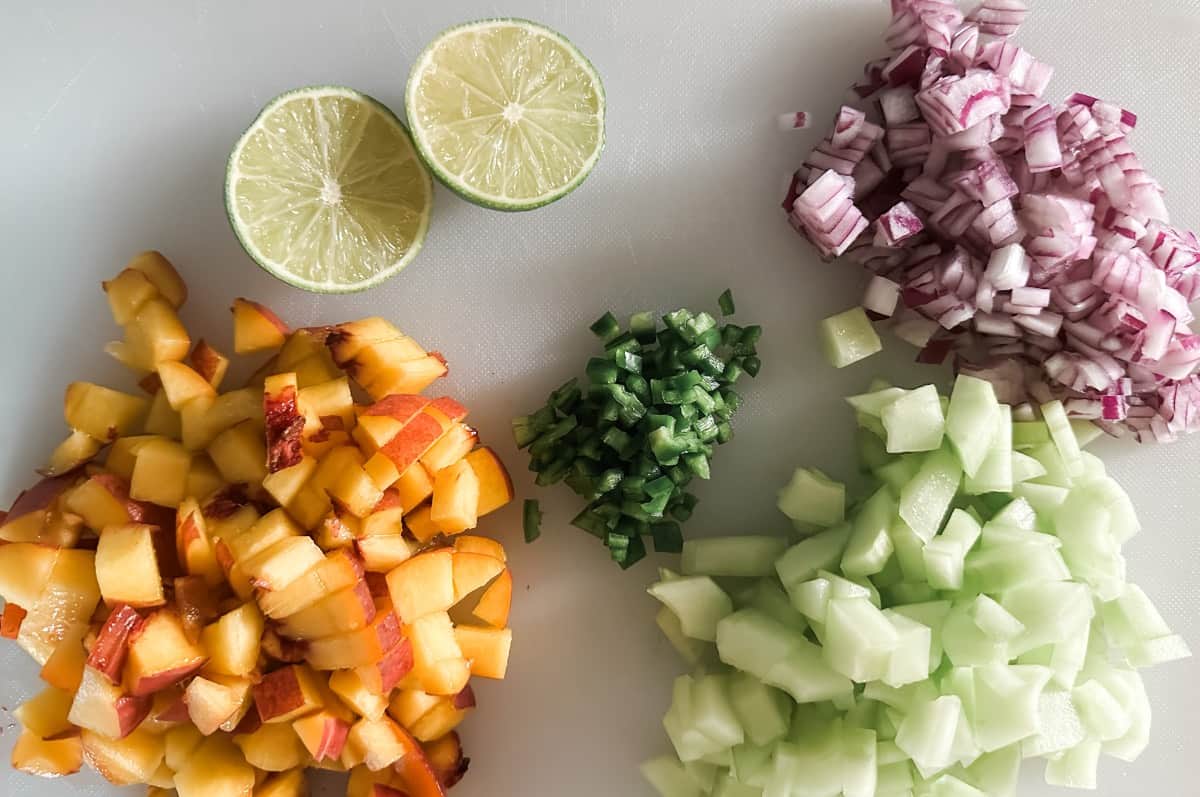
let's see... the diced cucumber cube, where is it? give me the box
[1009,450,1047,484]
[1042,739,1100,790]
[876,739,910,765]
[1099,583,1173,647]
[1028,442,1074,488]
[842,487,897,577]
[895,695,964,776]
[1072,678,1131,741]
[1074,476,1140,542]
[681,536,787,578]
[965,541,1070,593]
[664,675,727,762]
[1001,581,1093,657]
[1012,482,1069,516]
[899,447,962,541]
[963,744,1021,797]
[817,569,882,606]
[1021,687,1084,758]
[730,743,773,787]
[741,578,807,631]
[987,496,1038,531]
[1123,634,1193,668]
[789,577,833,622]
[1047,626,1091,690]
[1041,400,1083,478]
[729,673,793,747]
[923,537,967,591]
[969,595,1025,641]
[942,604,1011,667]
[716,610,849,705]
[820,307,882,369]
[942,509,982,550]
[847,386,909,416]
[769,733,841,797]
[711,773,762,797]
[642,755,705,797]
[889,519,928,582]
[649,576,735,642]
[841,725,879,797]
[683,759,720,792]
[1070,419,1104,447]
[1097,668,1151,762]
[858,425,893,470]
[777,468,845,528]
[776,524,852,591]
[1077,450,1107,484]
[882,610,933,687]
[1054,495,1124,600]
[1012,420,1051,449]
[877,760,915,793]
[876,455,922,494]
[824,597,899,682]
[946,376,1000,477]
[657,606,714,666]
[698,748,733,768]
[882,385,946,453]
[971,664,1052,753]
[963,406,1012,494]
[927,774,986,797]
[693,674,746,749]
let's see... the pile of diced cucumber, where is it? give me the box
[643,376,1191,797]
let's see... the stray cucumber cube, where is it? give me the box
[820,307,882,368]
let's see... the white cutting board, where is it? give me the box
[1,1,1197,795]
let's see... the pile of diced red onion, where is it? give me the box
[782,0,1200,442]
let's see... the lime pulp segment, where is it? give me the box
[226,86,433,293]
[406,19,605,210]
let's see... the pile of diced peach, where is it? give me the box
[0,251,516,797]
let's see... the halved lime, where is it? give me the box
[226,86,433,294]
[405,19,606,211]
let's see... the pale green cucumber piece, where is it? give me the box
[693,674,746,749]
[987,496,1038,530]
[1012,420,1051,449]
[776,525,852,592]
[1096,668,1150,762]
[927,774,986,797]
[968,595,1025,641]
[1123,634,1192,667]
[649,576,734,642]
[876,455,922,493]
[730,743,774,787]
[711,773,762,797]
[683,759,720,792]
[1072,678,1131,741]
[965,541,1070,593]
[889,601,952,669]
[716,610,852,704]
[942,603,1011,667]
[1041,400,1083,478]
[1021,687,1085,758]
[945,375,1001,478]
[922,536,967,591]
[664,675,727,762]
[741,578,808,631]
[846,386,909,416]
[1028,442,1074,488]
[1009,450,1047,484]
[962,744,1021,797]
[882,385,946,454]
[1070,419,1104,447]
[840,725,878,797]
[729,673,793,747]
[899,447,962,542]
[894,695,964,776]
[1055,495,1124,601]
[657,606,714,667]
[1011,482,1069,515]
[1042,739,1100,790]
[963,406,1013,494]
[682,536,788,578]
[777,468,845,529]
[642,755,706,797]
[789,577,834,622]
[971,664,1052,752]
[1001,581,1094,657]
[820,307,882,369]
[882,610,933,687]
[824,597,899,682]
[889,519,929,582]
[842,487,897,577]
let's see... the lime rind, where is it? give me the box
[225,86,433,294]
[405,18,606,212]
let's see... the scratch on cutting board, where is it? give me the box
[377,0,407,51]
[27,51,102,146]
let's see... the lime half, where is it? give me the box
[406,19,606,211]
[226,86,433,293]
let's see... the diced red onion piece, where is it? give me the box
[863,275,902,317]
[777,112,812,131]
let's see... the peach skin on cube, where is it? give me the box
[354,637,414,696]
[232,298,290,354]
[420,423,477,475]
[157,361,217,410]
[306,607,402,670]
[252,664,325,724]
[328,668,388,721]
[68,666,151,740]
[264,372,305,473]
[293,709,352,762]
[189,339,230,388]
[124,609,207,696]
